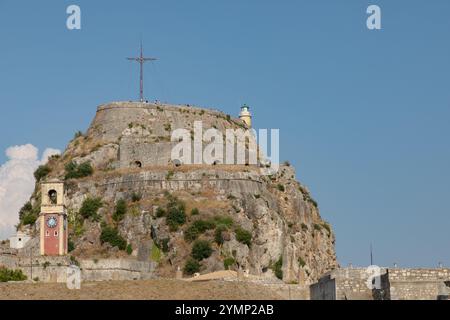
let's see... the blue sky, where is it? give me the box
[0,0,449,267]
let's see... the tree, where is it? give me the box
[191,240,212,261]
[183,258,200,275]
[79,197,102,219]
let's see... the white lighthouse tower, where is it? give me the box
[239,104,252,128]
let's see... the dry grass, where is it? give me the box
[0,279,284,300]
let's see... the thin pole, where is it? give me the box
[370,243,373,265]
[140,41,144,102]
[30,247,33,280]
[127,41,157,103]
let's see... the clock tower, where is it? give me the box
[39,179,68,256]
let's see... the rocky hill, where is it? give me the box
[20,101,338,284]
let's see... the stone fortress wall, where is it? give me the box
[310,267,450,300]
[85,101,257,170]
[0,250,156,283]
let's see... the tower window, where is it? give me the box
[46,231,50,237]
[54,231,58,237]
[48,190,58,205]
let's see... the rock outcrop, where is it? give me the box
[21,101,338,283]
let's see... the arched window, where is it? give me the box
[48,190,57,205]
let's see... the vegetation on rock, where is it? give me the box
[65,161,93,180]
[184,258,200,275]
[191,240,213,261]
[272,256,283,280]
[100,225,127,250]
[34,165,51,182]
[235,227,252,247]
[165,194,186,231]
[0,267,27,282]
[224,257,236,270]
[113,199,127,222]
[79,197,102,220]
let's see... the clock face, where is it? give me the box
[47,217,58,228]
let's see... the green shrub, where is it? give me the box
[273,257,283,280]
[0,267,27,282]
[277,184,285,192]
[34,165,50,182]
[22,213,37,226]
[79,197,102,219]
[77,162,94,177]
[68,239,75,252]
[298,257,306,268]
[100,226,127,250]
[190,208,200,216]
[156,207,166,217]
[151,243,161,262]
[313,224,322,232]
[184,258,200,275]
[70,256,80,267]
[191,240,213,261]
[166,206,186,232]
[113,199,127,222]
[184,220,215,242]
[160,238,170,253]
[166,170,174,180]
[65,161,93,180]
[184,225,200,242]
[301,223,308,231]
[235,227,252,247]
[224,257,235,270]
[18,202,33,220]
[211,216,234,228]
[131,192,142,202]
[214,225,227,245]
[126,244,133,255]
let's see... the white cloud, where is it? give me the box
[0,144,60,240]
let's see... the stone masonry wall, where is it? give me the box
[0,254,156,283]
[311,267,450,300]
[387,268,450,300]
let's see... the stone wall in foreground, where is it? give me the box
[0,254,156,283]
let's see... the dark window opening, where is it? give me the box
[134,161,142,168]
[48,190,57,205]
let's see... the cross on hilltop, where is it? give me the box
[127,41,157,102]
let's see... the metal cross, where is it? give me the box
[127,41,157,102]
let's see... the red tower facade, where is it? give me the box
[40,180,68,256]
